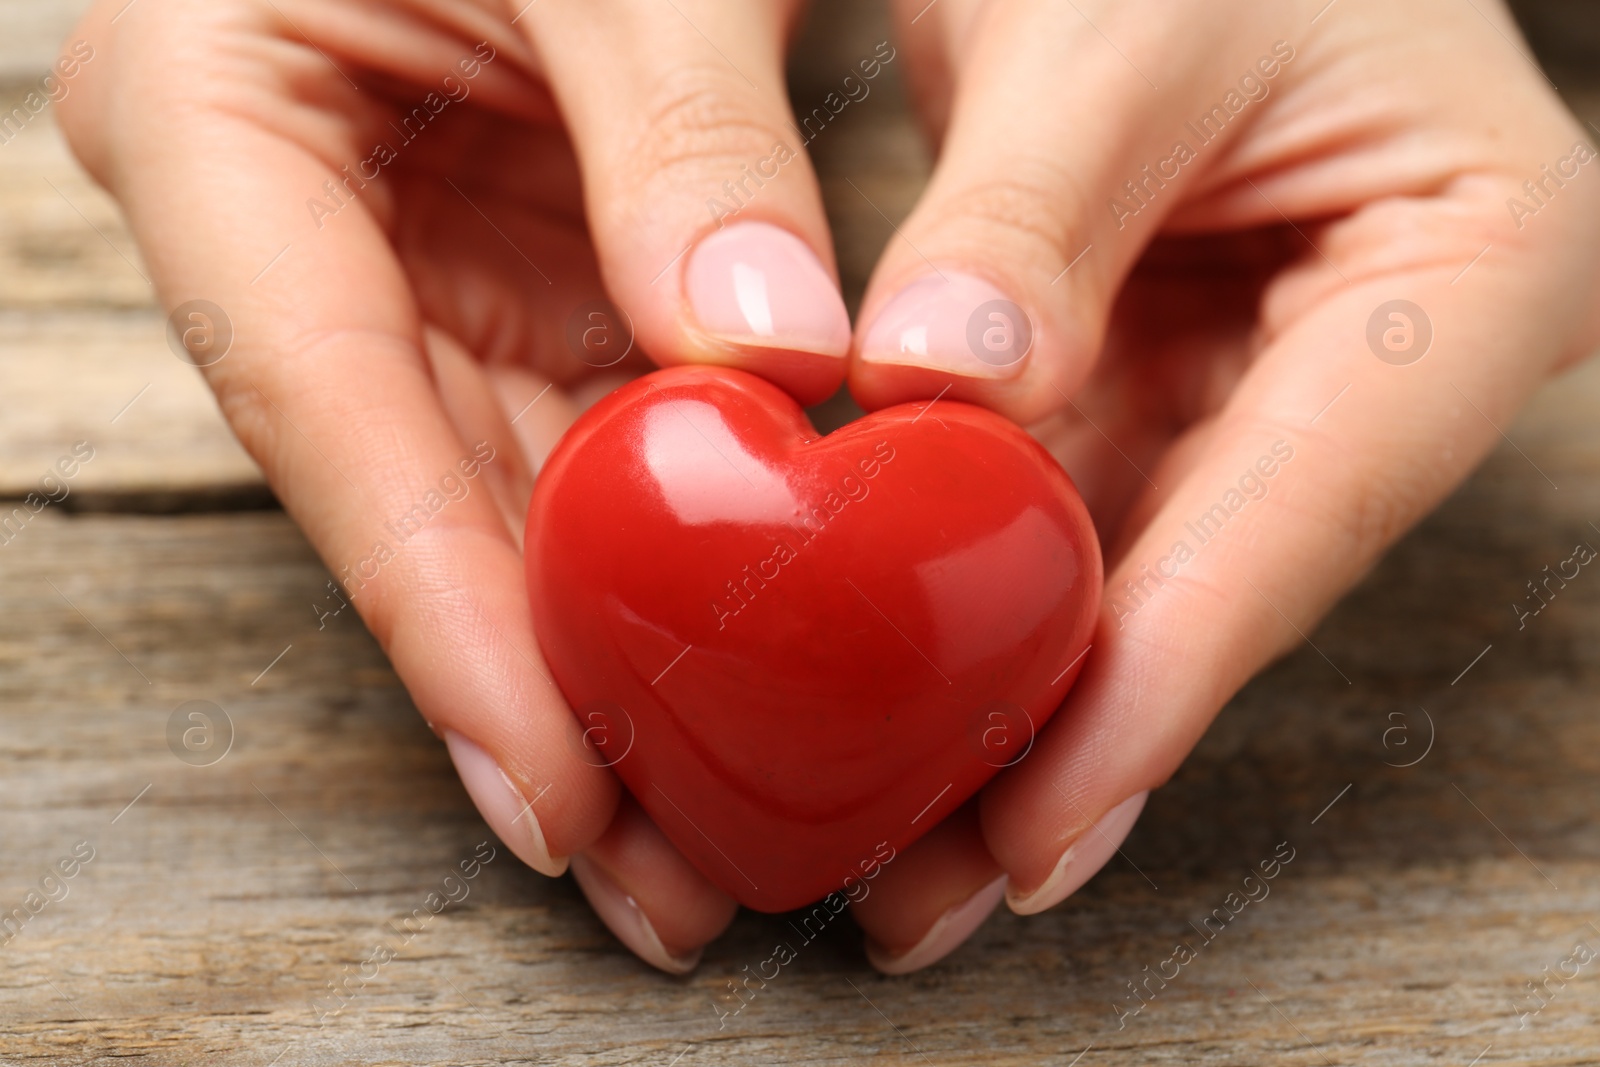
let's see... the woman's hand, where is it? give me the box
[63,0,1600,980]
[846,0,1600,972]
[59,0,855,973]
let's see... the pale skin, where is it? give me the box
[59,0,1600,973]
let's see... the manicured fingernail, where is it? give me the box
[860,273,1032,379]
[570,854,702,975]
[1006,791,1149,916]
[865,874,1008,975]
[443,730,568,878]
[685,220,851,357]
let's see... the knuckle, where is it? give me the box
[1327,458,1427,565]
[204,327,419,485]
[205,367,283,466]
[607,65,796,212]
[1200,413,1425,583]
[915,161,1091,275]
[1286,426,1433,569]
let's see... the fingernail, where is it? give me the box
[685,220,851,357]
[865,874,1008,976]
[1007,791,1149,916]
[570,854,702,975]
[443,730,568,878]
[860,272,1032,379]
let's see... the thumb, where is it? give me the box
[517,1,850,404]
[850,0,1300,420]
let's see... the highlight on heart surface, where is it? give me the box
[525,366,1101,913]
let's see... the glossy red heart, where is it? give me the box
[525,366,1100,912]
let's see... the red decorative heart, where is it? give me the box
[526,366,1100,912]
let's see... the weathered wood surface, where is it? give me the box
[5,0,1600,1064]
[0,73,264,500]
[0,0,88,83]
[5,371,1600,1066]
[0,310,270,504]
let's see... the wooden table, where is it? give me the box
[5,2,1600,1063]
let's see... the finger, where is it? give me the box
[852,0,1298,421]
[987,171,1600,911]
[474,353,741,974]
[517,0,851,404]
[444,345,738,961]
[222,0,554,123]
[391,165,659,386]
[1027,229,1298,555]
[851,802,1005,975]
[571,795,739,975]
[63,0,618,871]
[423,326,535,539]
[483,363,584,485]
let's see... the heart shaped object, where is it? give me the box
[526,366,1100,912]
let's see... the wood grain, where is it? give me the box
[4,364,1600,1065]
[0,310,266,504]
[0,83,152,310]
[0,81,264,502]
[0,0,89,83]
[6,0,1600,1063]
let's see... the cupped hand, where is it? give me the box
[847,0,1600,972]
[59,0,858,973]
